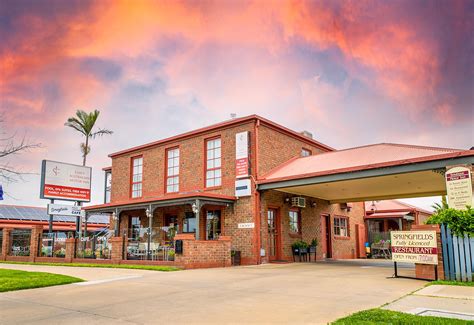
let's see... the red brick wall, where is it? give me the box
[260,190,365,262]
[257,124,329,177]
[175,234,231,269]
[110,122,256,202]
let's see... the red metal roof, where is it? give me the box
[84,192,236,210]
[365,200,433,215]
[259,143,472,184]
[108,114,334,158]
[364,211,410,219]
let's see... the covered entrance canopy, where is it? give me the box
[257,143,474,203]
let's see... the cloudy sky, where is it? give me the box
[1,0,473,210]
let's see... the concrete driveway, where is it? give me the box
[0,260,424,324]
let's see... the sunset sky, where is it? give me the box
[1,0,473,209]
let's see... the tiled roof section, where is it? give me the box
[0,205,109,224]
[108,114,334,158]
[260,143,470,182]
[365,200,433,215]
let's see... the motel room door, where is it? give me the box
[267,208,281,261]
[321,214,332,258]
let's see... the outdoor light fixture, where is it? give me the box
[192,203,199,214]
[146,208,152,218]
[311,201,317,208]
[111,212,117,221]
[284,196,291,204]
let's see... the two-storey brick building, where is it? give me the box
[85,115,365,265]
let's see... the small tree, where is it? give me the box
[64,110,113,166]
[426,207,474,237]
[0,116,41,187]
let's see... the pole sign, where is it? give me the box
[235,131,250,178]
[47,204,82,216]
[445,166,473,210]
[391,231,438,265]
[40,160,92,202]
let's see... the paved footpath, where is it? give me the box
[384,284,474,320]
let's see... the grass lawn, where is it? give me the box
[332,308,471,324]
[427,280,474,287]
[0,261,180,272]
[0,269,83,293]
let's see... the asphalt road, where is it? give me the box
[0,260,424,324]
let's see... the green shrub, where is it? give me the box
[291,240,309,250]
[426,206,474,237]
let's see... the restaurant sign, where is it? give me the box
[235,131,250,178]
[445,166,473,210]
[40,160,92,202]
[391,231,438,265]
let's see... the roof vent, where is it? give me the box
[230,113,237,119]
[300,130,313,139]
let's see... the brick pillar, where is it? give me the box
[110,236,124,264]
[218,235,232,267]
[29,225,43,262]
[1,228,12,260]
[65,238,76,262]
[174,233,195,266]
[411,224,444,280]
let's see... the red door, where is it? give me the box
[321,214,332,258]
[267,209,281,261]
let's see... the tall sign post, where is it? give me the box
[40,160,92,235]
[445,166,473,210]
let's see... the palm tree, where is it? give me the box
[432,195,449,213]
[64,110,113,166]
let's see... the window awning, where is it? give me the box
[84,192,236,213]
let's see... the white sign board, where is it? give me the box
[391,231,438,265]
[446,166,473,210]
[40,160,92,202]
[235,132,250,178]
[235,178,252,197]
[47,204,82,216]
[238,222,255,229]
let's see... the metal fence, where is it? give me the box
[441,224,473,282]
[10,229,31,256]
[76,230,113,259]
[124,227,175,261]
[40,232,67,258]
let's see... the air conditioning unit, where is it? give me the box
[291,197,306,208]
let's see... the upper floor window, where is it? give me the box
[166,148,180,193]
[104,171,112,203]
[334,217,349,237]
[206,138,222,187]
[131,156,143,198]
[289,209,301,233]
[301,148,312,157]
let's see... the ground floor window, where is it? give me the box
[183,212,196,233]
[334,217,349,237]
[206,210,221,240]
[164,215,178,241]
[129,216,141,240]
[289,209,301,233]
